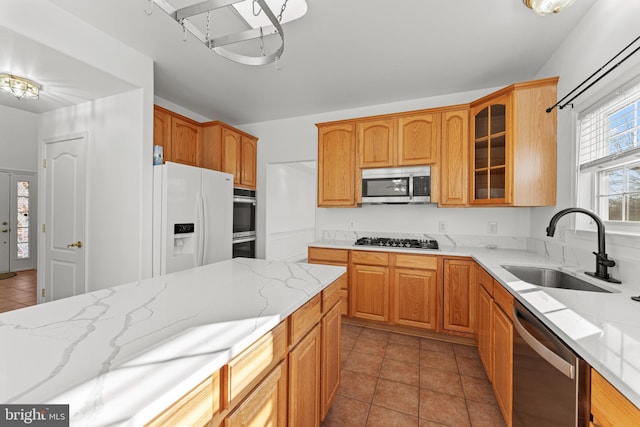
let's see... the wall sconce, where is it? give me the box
[0,74,41,100]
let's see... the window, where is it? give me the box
[577,80,640,228]
[16,180,30,259]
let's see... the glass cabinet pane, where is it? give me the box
[475,107,489,139]
[475,171,488,200]
[475,140,488,169]
[490,135,506,167]
[490,104,506,134]
[490,167,506,199]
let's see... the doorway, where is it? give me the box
[0,170,37,274]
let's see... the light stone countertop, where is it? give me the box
[309,240,640,409]
[0,258,346,426]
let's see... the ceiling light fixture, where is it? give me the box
[0,74,41,100]
[523,0,576,15]
[150,0,308,67]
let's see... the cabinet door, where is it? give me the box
[351,263,389,322]
[393,267,437,330]
[317,123,357,207]
[591,369,640,427]
[470,94,510,205]
[200,125,223,171]
[321,302,341,420]
[240,136,257,189]
[289,324,321,427]
[397,113,439,165]
[171,116,200,166]
[225,362,287,427]
[358,118,395,168]
[493,305,513,426]
[153,107,172,163]
[222,128,242,186]
[477,285,493,381]
[439,108,469,206]
[442,258,475,335]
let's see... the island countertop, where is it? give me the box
[0,258,346,426]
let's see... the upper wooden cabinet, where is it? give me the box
[154,106,201,166]
[357,113,440,169]
[154,106,259,189]
[469,77,558,206]
[317,123,357,207]
[439,108,470,206]
[201,121,258,190]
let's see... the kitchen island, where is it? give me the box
[0,258,346,426]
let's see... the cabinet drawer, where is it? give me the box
[493,281,514,321]
[351,250,389,266]
[308,247,349,264]
[322,275,344,313]
[476,264,494,296]
[393,254,437,270]
[289,294,322,346]
[226,321,287,406]
[147,371,220,427]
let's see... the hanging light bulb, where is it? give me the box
[523,0,577,16]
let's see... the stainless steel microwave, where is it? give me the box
[361,166,431,204]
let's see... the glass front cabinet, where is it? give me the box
[469,77,558,207]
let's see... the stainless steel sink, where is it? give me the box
[501,265,613,293]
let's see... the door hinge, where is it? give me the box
[42,224,46,233]
[43,159,46,168]
[41,288,46,298]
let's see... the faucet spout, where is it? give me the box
[546,208,621,284]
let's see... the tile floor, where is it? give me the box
[322,323,506,427]
[0,270,37,313]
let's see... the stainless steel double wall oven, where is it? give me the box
[232,188,256,258]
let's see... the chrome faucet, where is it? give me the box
[546,207,621,284]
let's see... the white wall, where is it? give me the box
[240,86,536,258]
[532,0,640,259]
[2,0,155,287]
[39,90,145,291]
[0,105,38,172]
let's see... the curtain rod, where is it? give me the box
[546,35,640,113]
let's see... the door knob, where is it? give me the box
[1,221,7,225]
[67,241,83,248]
[1,229,7,233]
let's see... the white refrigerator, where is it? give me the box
[153,162,233,275]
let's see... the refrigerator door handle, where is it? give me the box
[196,192,204,267]
[201,192,208,265]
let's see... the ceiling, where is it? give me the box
[3,0,598,124]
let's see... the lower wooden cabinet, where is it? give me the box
[492,304,513,426]
[289,324,321,427]
[321,302,341,419]
[393,267,437,330]
[350,251,390,322]
[442,258,475,335]
[225,361,287,427]
[591,369,640,427]
[477,284,494,381]
[307,247,349,316]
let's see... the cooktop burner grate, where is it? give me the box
[354,237,439,250]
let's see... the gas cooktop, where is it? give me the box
[354,237,439,250]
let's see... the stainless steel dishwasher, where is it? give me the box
[512,301,590,426]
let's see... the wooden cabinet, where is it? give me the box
[308,247,349,316]
[153,106,201,166]
[477,283,494,381]
[317,123,357,207]
[492,301,513,427]
[442,258,475,336]
[202,124,258,190]
[440,107,469,206]
[358,118,396,168]
[225,361,287,427]
[469,77,558,206]
[289,323,321,427]
[350,251,390,322]
[392,254,438,330]
[591,369,640,427]
[321,302,341,419]
[397,112,439,165]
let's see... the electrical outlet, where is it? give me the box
[438,221,448,233]
[488,221,498,234]
[349,219,356,230]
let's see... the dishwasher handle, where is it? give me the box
[513,306,576,380]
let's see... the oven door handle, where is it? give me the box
[234,196,256,204]
[513,306,575,379]
[233,236,256,244]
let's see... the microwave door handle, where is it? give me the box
[408,174,413,201]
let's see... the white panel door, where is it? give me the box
[202,168,233,264]
[0,172,10,273]
[45,136,86,301]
